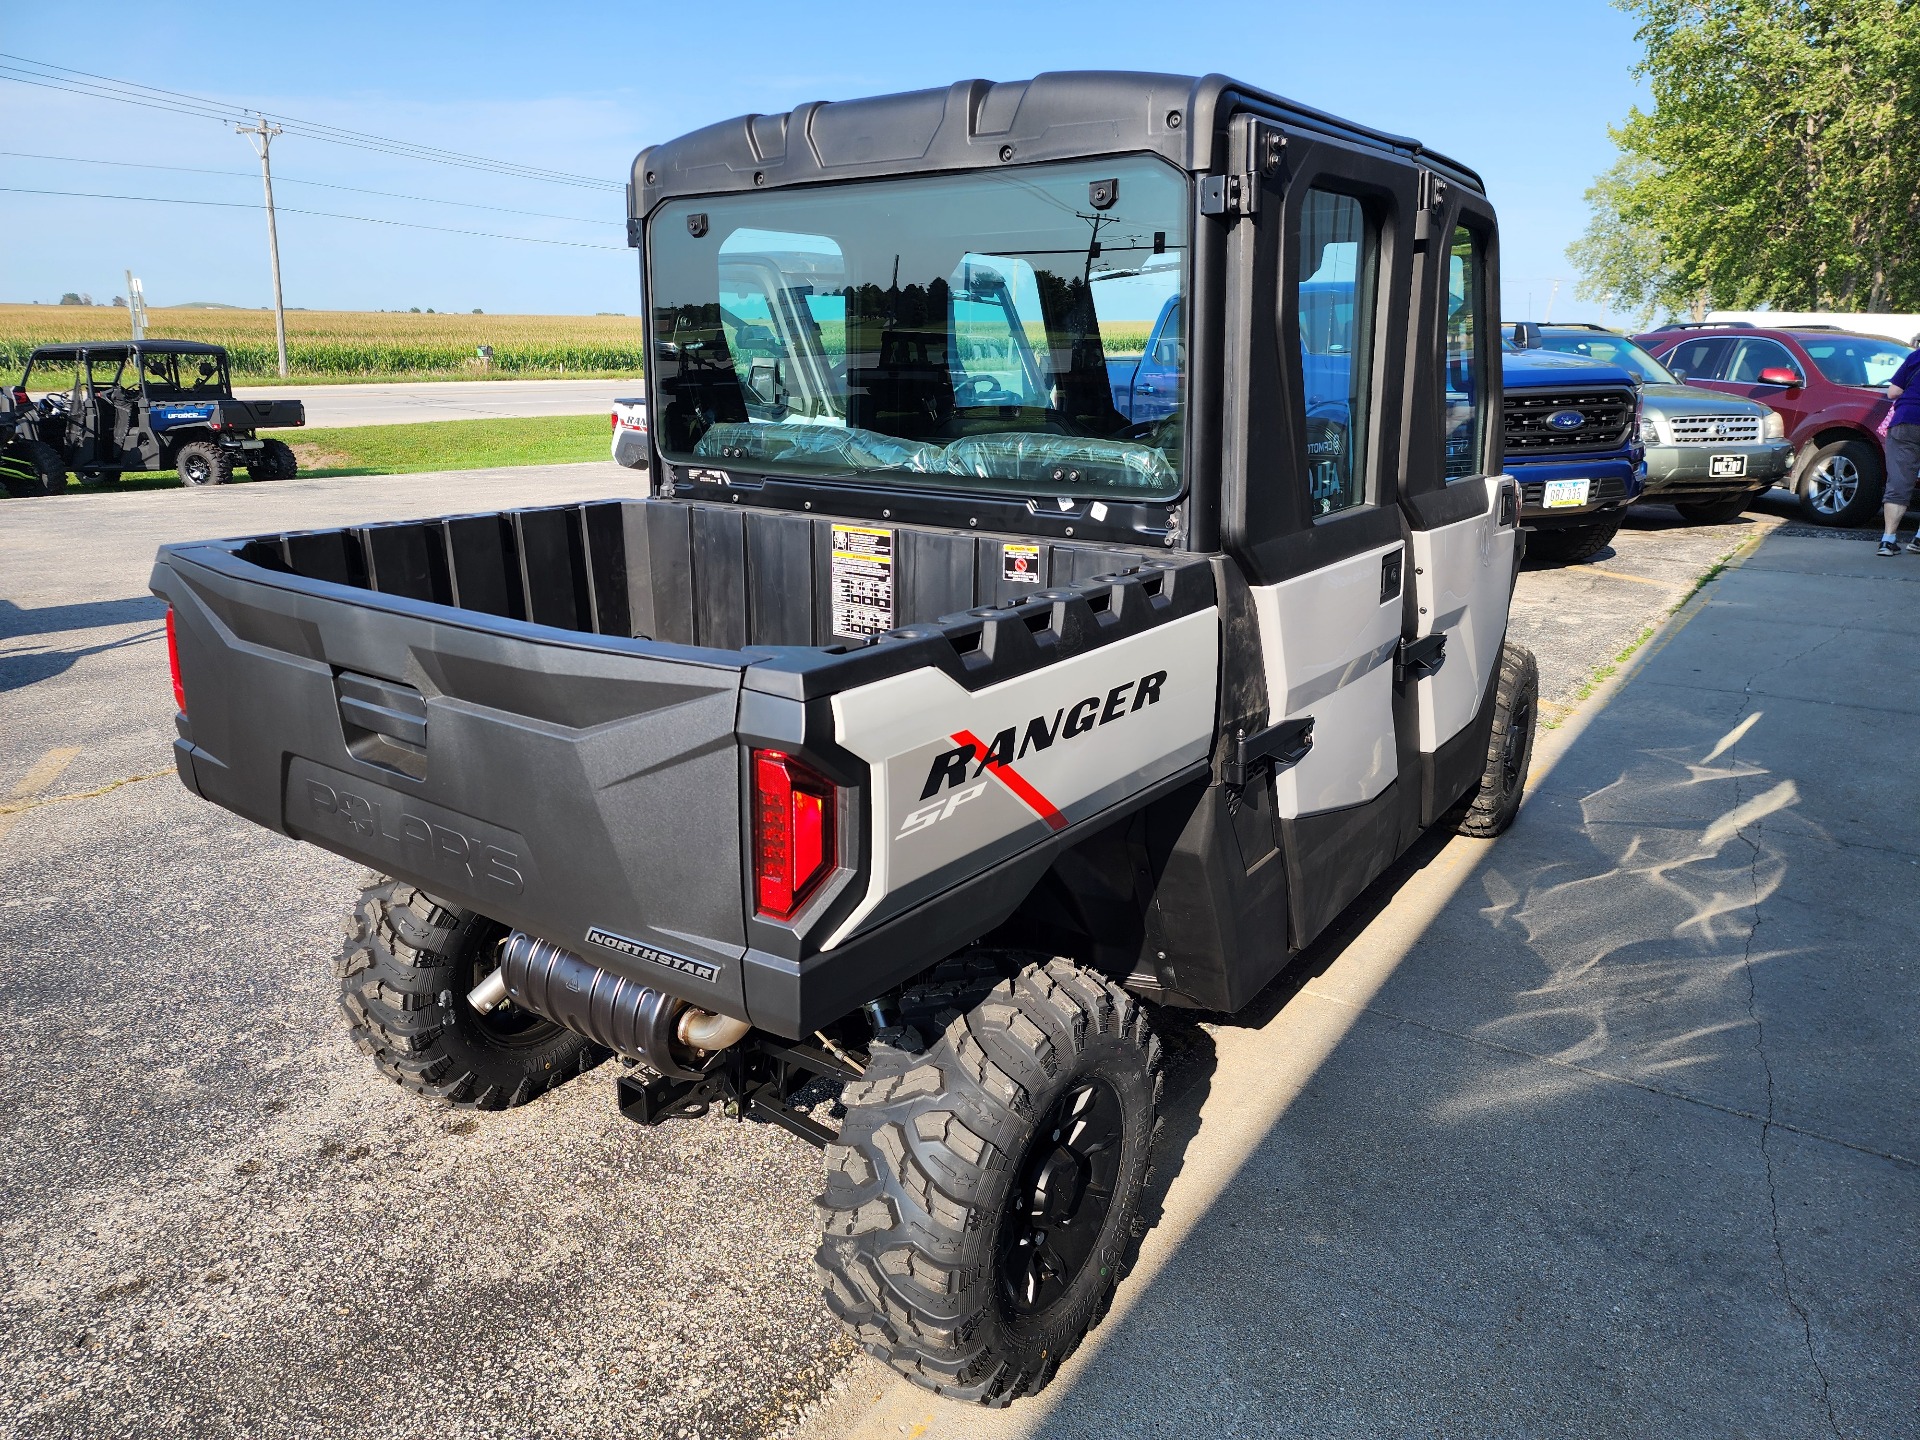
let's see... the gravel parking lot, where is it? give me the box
[0,473,1791,1439]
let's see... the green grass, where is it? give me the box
[24,413,611,495]
[292,413,609,476]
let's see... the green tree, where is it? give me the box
[1572,0,1920,317]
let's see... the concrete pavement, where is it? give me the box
[3,473,1907,1438]
[238,377,637,428]
[795,527,1919,1439]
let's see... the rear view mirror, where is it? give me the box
[1758,366,1802,387]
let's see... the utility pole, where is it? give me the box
[238,115,289,377]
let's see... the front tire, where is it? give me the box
[335,876,609,1109]
[818,959,1161,1407]
[174,439,233,487]
[1526,517,1621,565]
[1457,642,1538,838]
[1797,437,1883,527]
[1,439,65,497]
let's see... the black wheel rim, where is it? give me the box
[1501,691,1534,795]
[997,1077,1125,1315]
[182,455,208,484]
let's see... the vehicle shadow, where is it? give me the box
[0,624,163,693]
[1002,685,1868,1436]
[0,595,166,643]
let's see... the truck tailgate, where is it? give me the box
[153,541,752,1019]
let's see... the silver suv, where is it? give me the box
[1507,323,1793,523]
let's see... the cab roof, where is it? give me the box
[630,71,1483,225]
[29,340,227,360]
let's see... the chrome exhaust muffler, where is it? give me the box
[467,931,749,1080]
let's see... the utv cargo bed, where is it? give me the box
[153,499,1220,1036]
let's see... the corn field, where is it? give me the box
[1,306,1154,383]
[0,305,646,381]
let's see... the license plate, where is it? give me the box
[1709,453,1748,478]
[1542,478,1590,508]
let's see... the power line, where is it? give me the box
[0,186,628,251]
[0,150,621,226]
[0,54,623,191]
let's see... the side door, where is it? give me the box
[1221,120,1421,949]
[66,349,103,469]
[1723,336,1812,432]
[1400,198,1519,824]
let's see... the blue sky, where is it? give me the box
[0,0,1647,322]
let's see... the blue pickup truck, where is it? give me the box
[1496,346,1645,563]
[1111,294,1644,564]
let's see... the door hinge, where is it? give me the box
[1222,715,1314,787]
[1199,173,1252,217]
[1202,121,1288,220]
[1413,168,1452,245]
[1396,633,1447,682]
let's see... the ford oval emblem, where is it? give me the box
[1546,409,1587,431]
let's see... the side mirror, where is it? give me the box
[1667,367,1688,380]
[1758,366,1802,388]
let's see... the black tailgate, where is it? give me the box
[152,542,752,1018]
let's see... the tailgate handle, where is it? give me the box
[336,672,428,778]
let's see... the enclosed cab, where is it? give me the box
[153,72,1538,1405]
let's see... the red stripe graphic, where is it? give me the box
[952,729,1068,832]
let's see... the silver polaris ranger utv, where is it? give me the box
[151,72,1537,1406]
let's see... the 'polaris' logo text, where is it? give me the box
[585,926,720,984]
[304,777,524,895]
[909,669,1168,837]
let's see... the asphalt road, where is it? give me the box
[0,474,1838,1439]
[238,378,636,428]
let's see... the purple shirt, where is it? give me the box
[1892,348,1920,429]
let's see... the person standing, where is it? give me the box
[1881,343,1920,555]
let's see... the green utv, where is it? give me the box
[151,73,1537,1404]
[7,340,304,494]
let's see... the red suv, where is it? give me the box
[1635,323,1906,526]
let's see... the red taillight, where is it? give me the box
[752,749,835,919]
[165,608,187,714]
[611,410,619,431]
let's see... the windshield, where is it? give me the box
[1536,332,1674,385]
[648,156,1188,502]
[1799,336,1910,388]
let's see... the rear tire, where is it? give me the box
[1796,437,1883,527]
[818,959,1160,1407]
[1674,492,1757,525]
[246,437,298,481]
[334,875,609,1109]
[174,440,233,487]
[1,439,64,497]
[1526,517,1621,565]
[1457,642,1538,838]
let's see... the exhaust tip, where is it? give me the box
[466,967,510,1015]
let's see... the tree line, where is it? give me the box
[1571,0,1920,323]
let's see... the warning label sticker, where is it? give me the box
[831,525,895,638]
[1002,543,1042,584]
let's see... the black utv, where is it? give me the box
[153,72,1537,1406]
[9,340,305,493]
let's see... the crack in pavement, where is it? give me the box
[1730,660,1842,1438]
